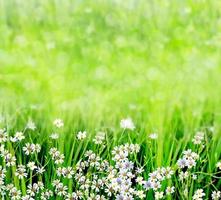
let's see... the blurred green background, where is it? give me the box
[1,0,221,130]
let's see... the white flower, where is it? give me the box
[0,166,6,179]
[193,189,205,200]
[23,143,40,155]
[5,153,16,166]
[9,187,21,200]
[93,131,105,144]
[50,133,59,140]
[36,167,45,174]
[216,162,221,170]
[15,165,27,179]
[192,131,204,145]
[53,119,64,128]
[166,186,175,195]
[62,167,74,179]
[41,189,53,199]
[10,137,18,143]
[136,190,145,199]
[135,176,144,185]
[120,118,135,130]
[23,143,35,155]
[149,133,158,139]
[49,148,64,164]
[179,171,189,181]
[35,144,41,153]
[77,131,87,140]
[192,174,197,180]
[151,181,161,190]
[0,129,8,143]
[26,120,36,130]
[177,158,187,168]
[27,162,37,171]
[11,132,25,142]
[212,191,221,200]
[155,191,164,199]
[54,182,68,196]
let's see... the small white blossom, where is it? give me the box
[155,191,164,199]
[77,131,87,140]
[120,118,135,130]
[10,131,25,142]
[93,131,105,144]
[5,153,16,166]
[193,189,205,200]
[9,187,21,200]
[15,165,27,179]
[212,191,221,200]
[27,162,37,171]
[216,162,221,170]
[0,129,8,143]
[36,167,45,174]
[50,133,59,140]
[53,119,64,128]
[26,120,36,130]
[192,131,204,145]
[166,186,175,195]
[149,133,158,139]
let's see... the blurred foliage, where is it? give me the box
[0,0,221,128]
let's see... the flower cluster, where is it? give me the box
[177,149,199,169]
[0,118,219,200]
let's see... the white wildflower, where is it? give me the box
[166,186,175,195]
[36,167,45,174]
[5,153,16,166]
[27,162,37,171]
[53,119,64,128]
[77,131,87,140]
[0,129,8,143]
[93,131,105,144]
[50,133,59,140]
[11,131,25,142]
[155,191,164,199]
[193,189,205,200]
[120,118,135,130]
[149,133,158,139]
[192,131,204,145]
[26,120,36,130]
[15,165,27,179]
[216,162,221,170]
[212,191,221,200]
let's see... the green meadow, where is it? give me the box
[0,1,220,199]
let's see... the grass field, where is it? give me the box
[0,0,221,199]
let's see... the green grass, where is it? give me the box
[0,0,221,199]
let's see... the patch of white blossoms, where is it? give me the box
[0,119,219,200]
